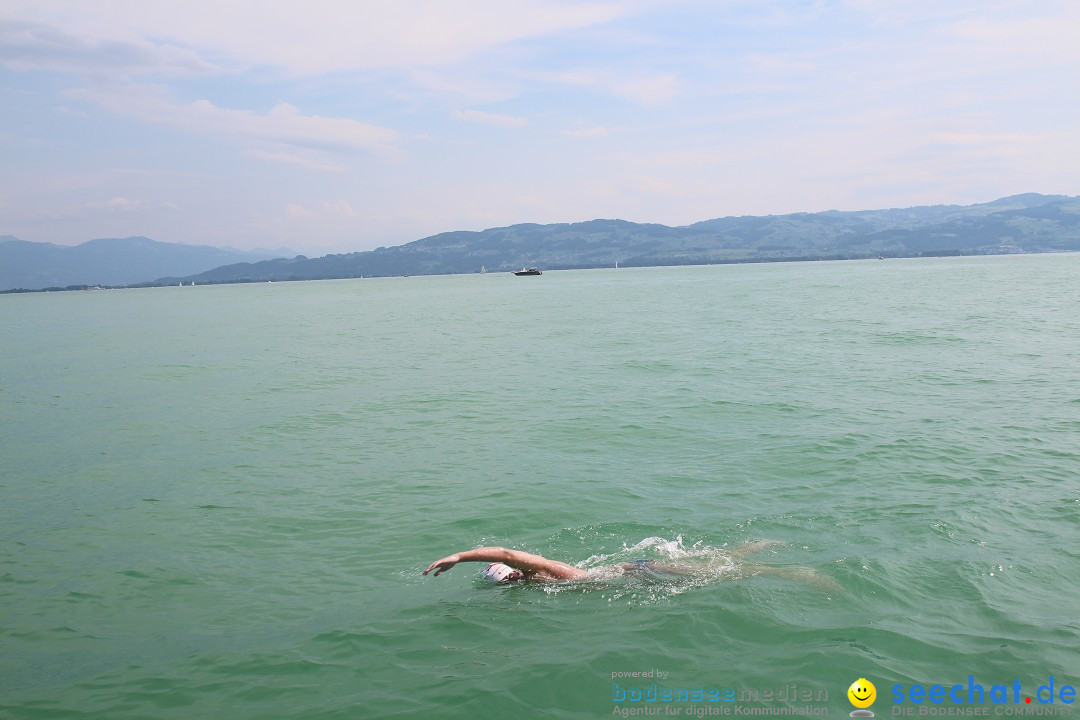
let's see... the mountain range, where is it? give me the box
[157,193,1079,286]
[0,236,294,291]
[2,194,1077,291]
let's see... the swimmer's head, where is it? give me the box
[481,562,524,583]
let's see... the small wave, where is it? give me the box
[577,534,697,567]
[543,536,834,604]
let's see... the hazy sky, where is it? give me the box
[3,1,1078,255]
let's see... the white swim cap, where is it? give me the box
[481,562,524,583]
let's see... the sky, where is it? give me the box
[2,1,1079,255]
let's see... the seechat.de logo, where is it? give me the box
[849,678,877,717]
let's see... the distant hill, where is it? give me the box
[155,194,1079,286]
[0,237,295,291]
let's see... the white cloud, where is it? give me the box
[537,68,680,106]
[66,84,398,163]
[2,1,628,75]
[285,203,313,219]
[84,196,179,212]
[322,200,356,217]
[610,73,679,106]
[0,20,219,76]
[563,126,610,138]
[248,150,345,173]
[933,132,1033,148]
[450,109,528,128]
[85,196,138,211]
[841,0,986,27]
[947,10,1080,67]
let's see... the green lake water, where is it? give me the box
[2,256,1078,719]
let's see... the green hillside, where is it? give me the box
[158,194,1078,285]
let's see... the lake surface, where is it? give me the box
[2,256,1078,719]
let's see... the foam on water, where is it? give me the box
[483,535,841,604]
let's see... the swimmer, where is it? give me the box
[421,541,837,590]
[423,547,589,582]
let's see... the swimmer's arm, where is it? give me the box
[422,547,587,580]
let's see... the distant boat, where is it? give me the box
[615,260,619,269]
[513,267,542,276]
[480,266,487,274]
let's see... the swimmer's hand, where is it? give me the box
[423,554,461,577]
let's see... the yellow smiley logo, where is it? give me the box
[848,678,877,708]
